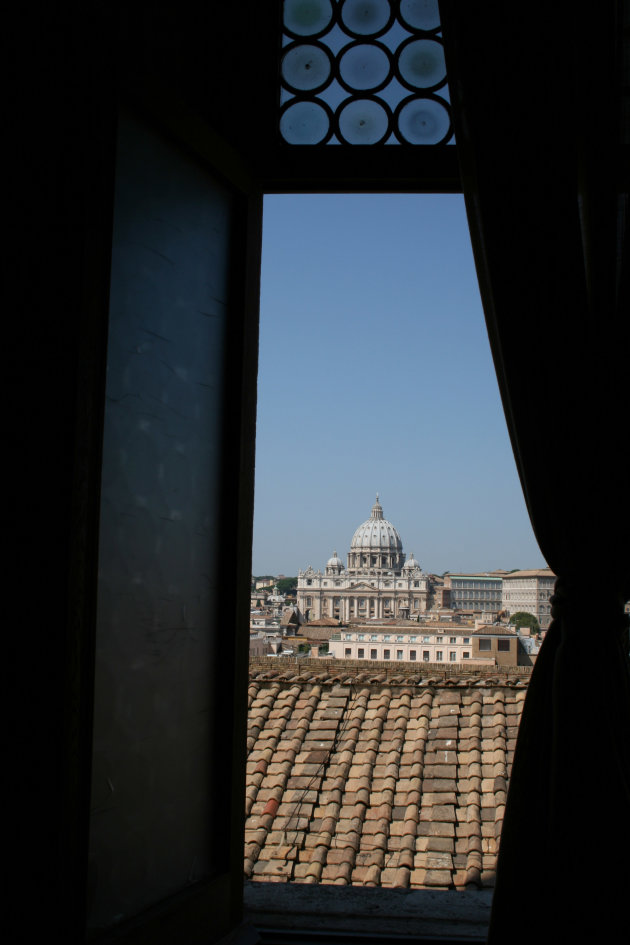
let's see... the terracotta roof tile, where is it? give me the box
[417,835,454,853]
[244,667,528,890]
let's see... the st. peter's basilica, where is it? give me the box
[296,495,430,622]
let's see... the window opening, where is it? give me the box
[248,191,544,918]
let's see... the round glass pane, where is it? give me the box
[280,100,330,144]
[397,97,450,143]
[281,44,332,91]
[283,0,334,36]
[338,99,389,144]
[399,0,441,32]
[340,0,391,36]
[398,39,446,89]
[339,42,391,91]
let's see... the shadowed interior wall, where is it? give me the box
[88,111,234,930]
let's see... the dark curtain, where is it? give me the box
[441,3,630,941]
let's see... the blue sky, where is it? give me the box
[252,193,547,577]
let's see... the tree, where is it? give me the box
[276,576,297,595]
[510,611,540,633]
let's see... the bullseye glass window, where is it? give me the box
[279,0,453,145]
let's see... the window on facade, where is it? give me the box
[358,634,365,640]
[358,648,364,659]
[423,636,430,643]
[384,649,390,660]
[370,633,377,641]
[384,634,391,641]
[498,639,510,651]
[449,651,456,661]
[463,651,470,659]
[370,649,377,660]
[410,650,416,661]
[410,635,416,642]
[436,650,443,661]
[396,635,403,642]
[449,637,456,643]
[345,648,351,657]
[423,651,430,661]
[479,639,491,651]
[463,637,470,644]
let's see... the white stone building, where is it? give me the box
[444,572,505,617]
[297,495,430,622]
[329,621,520,666]
[501,568,556,629]
[329,624,476,663]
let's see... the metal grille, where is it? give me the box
[279,0,453,145]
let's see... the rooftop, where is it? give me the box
[244,661,528,891]
[345,618,473,628]
[471,625,518,636]
[502,568,555,579]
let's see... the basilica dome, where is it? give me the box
[350,495,403,553]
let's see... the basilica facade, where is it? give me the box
[297,496,430,623]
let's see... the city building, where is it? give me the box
[330,623,474,663]
[329,621,518,666]
[297,496,430,622]
[444,572,505,617]
[501,568,556,629]
[249,630,283,658]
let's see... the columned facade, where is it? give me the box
[297,496,430,622]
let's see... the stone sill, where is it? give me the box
[243,882,492,943]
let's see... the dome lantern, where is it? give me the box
[370,493,384,520]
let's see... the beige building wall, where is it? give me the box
[472,633,517,666]
[501,568,556,629]
[328,625,512,664]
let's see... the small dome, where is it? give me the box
[350,495,403,553]
[327,550,344,569]
[404,552,420,570]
